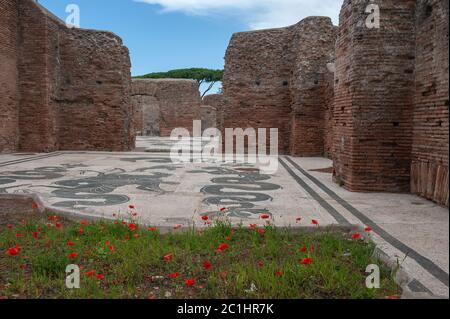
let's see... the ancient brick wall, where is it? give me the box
[0,0,134,153]
[202,94,227,132]
[132,79,201,137]
[200,105,217,133]
[0,0,19,153]
[410,0,449,206]
[333,0,417,193]
[132,93,160,136]
[222,26,294,154]
[289,18,336,156]
[222,17,335,155]
[323,71,335,159]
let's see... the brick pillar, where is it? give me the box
[333,0,416,192]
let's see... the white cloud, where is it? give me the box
[135,0,342,30]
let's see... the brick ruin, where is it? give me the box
[1,0,448,206]
[333,0,448,205]
[218,0,448,206]
[132,79,201,136]
[222,17,336,156]
[0,0,134,153]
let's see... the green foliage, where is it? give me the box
[135,68,224,97]
[0,215,400,299]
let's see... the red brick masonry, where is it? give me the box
[0,0,134,153]
[220,0,448,206]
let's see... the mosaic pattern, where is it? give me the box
[189,167,282,219]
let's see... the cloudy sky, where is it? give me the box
[136,0,341,29]
[40,0,342,93]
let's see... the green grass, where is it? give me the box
[0,215,400,299]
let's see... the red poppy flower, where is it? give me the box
[203,261,212,270]
[80,220,89,225]
[133,234,140,238]
[249,224,257,228]
[274,271,283,277]
[300,258,313,265]
[5,247,20,256]
[67,241,75,247]
[310,245,316,253]
[260,214,270,220]
[185,279,196,287]
[68,252,78,259]
[365,227,373,233]
[258,261,264,268]
[124,235,130,240]
[48,215,58,222]
[217,243,229,253]
[15,233,25,238]
[311,219,319,226]
[85,270,96,277]
[168,272,180,279]
[128,205,135,209]
[55,222,62,229]
[6,224,13,229]
[31,202,38,209]
[148,227,158,231]
[299,246,308,253]
[78,228,84,235]
[108,245,115,252]
[32,232,39,239]
[257,228,266,236]
[201,216,209,221]
[122,221,127,225]
[220,207,226,212]
[96,274,105,280]
[128,223,138,231]
[352,233,362,240]
[164,254,173,261]
[114,221,119,225]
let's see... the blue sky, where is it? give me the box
[39,0,341,93]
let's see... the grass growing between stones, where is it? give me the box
[0,213,400,299]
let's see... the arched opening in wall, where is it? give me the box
[132,95,161,137]
[142,96,161,136]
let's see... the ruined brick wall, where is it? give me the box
[0,0,134,153]
[222,27,294,154]
[132,79,201,137]
[289,18,336,156]
[131,91,161,136]
[202,94,227,132]
[222,17,335,155]
[333,0,417,193]
[323,70,335,158]
[200,105,217,132]
[0,0,19,153]
[54,28,133,151]
[333,0,448,206]
[411,0,449,206]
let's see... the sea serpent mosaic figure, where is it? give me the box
[188,167,282,219]
[0,159,178,209]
